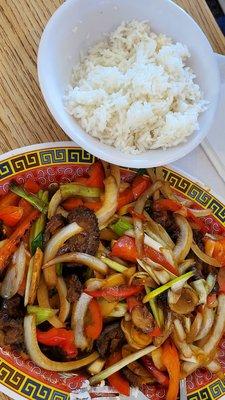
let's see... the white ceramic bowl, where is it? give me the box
[38,0,220,168]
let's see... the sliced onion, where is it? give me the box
[184,316,191,333]
[182,361,198,377]
[24,248,43,306]
[187,208,212,217]
[207,360,221,373]
[195,307,215,341]
[109,303,127,317]
[37,276,64,328]
[44,252,108,275]
[187,313,203,343]
[144,215,175,250]
[191,279,207,304]
[73,293,92,350]
[85,278,104,291]
[202,294,225,355]
[191,241,221,267]
[172,332,192,358]
[137,259,160,285]
[0,242,26,299]
[24,315,98,371]
[48,190,62,219]
[96,176,118,228]
[206,273,217,294]
[174,319,186,342]
[173,215,193,263]
[126,230,162,252]
[179,259,196,274]
[43,222,83,287]
[133,182,162,256]
[110,164,120,188]
[153,269,171,284]
[56,206,68,218]
[56,277,70,323]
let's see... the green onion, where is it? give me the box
[30,191,48,255]
[89,344,157,385]
[31,232,43,255]
[60,183,100,199]
[100,257,127,273]
[145,286,164,328]
[56,263,62,276]
[111,218,133,236]
[143,271,194,303]
[27,305,57,325]
[10,183,48,213]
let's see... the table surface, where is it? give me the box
[0,1,225,400]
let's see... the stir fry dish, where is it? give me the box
[0,161,225,400]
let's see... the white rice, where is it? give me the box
[64,20,207,154]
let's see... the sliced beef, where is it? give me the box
[193,230,205,251]
[122,368,146,388]
[96,323,125,358]
[0,221,6,241]
[65,274,82,303]
[48,183,59,200]
[145,205,179,243]
[0,295,25,350]
[40,344,67,361]
[58,206,100,256]
[43,214,66,248]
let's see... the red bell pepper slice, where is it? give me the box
[117,175,150,210]
[62,198,84,211]
[129,207,147,221]
[24,180,40,194]
[85,299,103,339]
[75,161,105,189]
[126,296,141,312]
[84,285,143,300]
[0,193,19,207]
[154,199,210,233]
[144,246,178,276]
[106,351,130,396]
[111,236,178,275]
[218,267,225,293]
[37,328,77,357]
[0,206,23,227]
[162,340,180,400]
[142,356,169,386]
[83,201,102,211]
[111,235,138,262]
[154,199,182,212]
[205,237,225,266]
[0,209,39,271]
[148,327,162,338]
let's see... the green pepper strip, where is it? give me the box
[100,257,127,273]
[143,271,194,303]
[27,305,57,325]
[10,183,48,214]
[111,218,133,236]
[60,183,100,199]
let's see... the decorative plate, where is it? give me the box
[0,142,225,400]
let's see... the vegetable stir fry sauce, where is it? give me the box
[0,163,225,399]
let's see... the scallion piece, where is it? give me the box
[56,263,62,276]
[111,218,133,236]
[145,286,164,328]
[10,183,48,213]
[143,271,194,303]
[27,305,57,325]
[100,257,127,273]
[60,183,100,199]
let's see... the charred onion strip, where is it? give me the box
[24,248,43,306]
[43,252,108,275]
[89,344,157,385]
[173,215,193,263]
[96,176,118,228]
[24,315,99,371]
[37,276,64,328]
[43,222,83,287]
[133,182,161,257]
[56,277,70,323]
[191,241,221,267]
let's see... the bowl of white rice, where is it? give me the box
[38,0,220,167]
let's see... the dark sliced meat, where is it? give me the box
[43,214,66,248]
[164,213,180,243]
[193,230,205,251]
[96,323,125,358]
[0,295,24,320]
[65,274,82,303]
[48,183,59,200]
[0,221,6,241]
[145,205,179,243]
[0,295,25,350]
[58,206,100,256]
[40,344,67,361]
[122,367,148,388]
